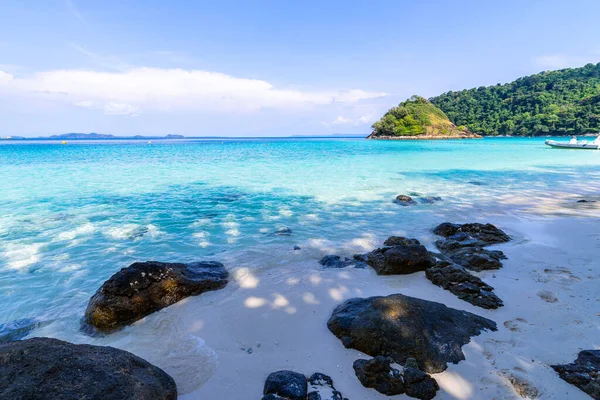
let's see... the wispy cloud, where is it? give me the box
[70,43,131,71]
[534,53,600,70]
[64,0,89,27]
[0,67,387,115]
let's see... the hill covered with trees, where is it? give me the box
[430,62,600,136]
[368,96,478,139]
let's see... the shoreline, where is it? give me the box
[367,134,482,140]
[27,205,600,399]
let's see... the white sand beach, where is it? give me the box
[33,199,600,399]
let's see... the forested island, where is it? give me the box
[368,96,480,139]
[431,62,600,136]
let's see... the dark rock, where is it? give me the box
[293,246,301,251]
[435,239,505,271]
[426,264,503,309]
[403,366,439,400]
[353,356,439,399]
[433,222,510,245]
[0,318,41,344]
[552,350,600,399]
[262,395,290,400]
[395,195,416,205]
[84,261,228,332]
[327,293,497,373]
[0,337,176,400]
[263,370,308,400]
[319,255,354,269]
[383,236,422,246]
[307,373,346,400]
[355,238,436,275]
[577,199,596,203]
[353,356,405,395]
[468,181,485,186]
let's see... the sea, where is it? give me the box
[1,136,599,342]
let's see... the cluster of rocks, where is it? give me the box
[552,350,600,399]
[425,263,503,309]
[327,293,497,374]
[433,222,510,271]
[262,370,347,400]
[0,259,231,398]
[354,356,438,400]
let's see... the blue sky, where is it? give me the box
[1,0,599,137]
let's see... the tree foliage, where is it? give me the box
[371,95,468,137]
[430,63,600,136]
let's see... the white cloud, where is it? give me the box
[326,114,374,126]
[534,54,599,70]
[0,67,387,115]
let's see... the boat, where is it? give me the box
[545,135,600,149]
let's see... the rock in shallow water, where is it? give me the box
[327,293,497,373]
[552,350,600,399]
[0,337,177,400]
[395,195,416,205]
[84,261,228,332]
[354,237,436,275]
[426,264,503,309]
[319,255,355,269]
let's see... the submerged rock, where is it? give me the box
[262,370,307,400]
[327,293,497,373]
[0,318,41,344]
[275,227,293,236]
[84,261,228,332]
[0,337,177,400]
[355,237,436,275]
[395,195,416,205]
[420,196,442,204]
[433,222,510,245]
[552,350,600,399]
[319,255,355,269]
[353,356,438,400]
[426,264,503,309]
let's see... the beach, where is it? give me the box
[1,138,599,399]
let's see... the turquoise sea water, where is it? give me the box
[1,137,599,333]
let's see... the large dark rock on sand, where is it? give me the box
[426,264,503,309]
[353,356,439,400]
[85,261,228,332]
[327,293,497,373]
[263,370,308,400]
[355,237,436,275]
[552,350,600,399]
[433,222,510,245]
[0,337,176,400]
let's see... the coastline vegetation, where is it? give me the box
[430,62,600,136]
[370,96,473,138]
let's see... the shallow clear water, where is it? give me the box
[1,137,599,330]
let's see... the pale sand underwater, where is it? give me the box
[32,199,600,399]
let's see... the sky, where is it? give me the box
[1,0,600,137]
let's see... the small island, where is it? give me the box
[368,95,481,140]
